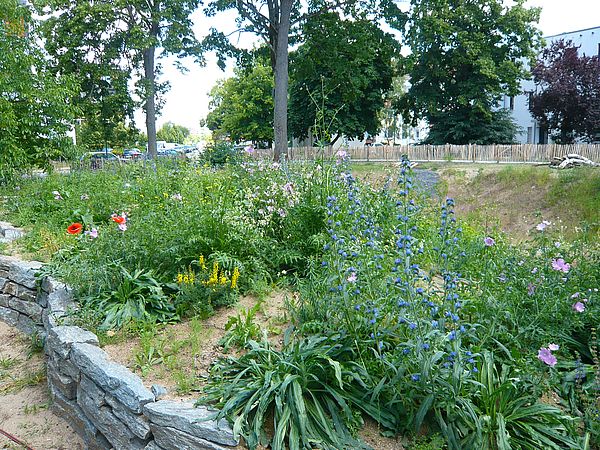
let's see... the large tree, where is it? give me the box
[38,0,202,158]
[404,0,540,144]
[288,13,398,145]
[157,121,191,143]
[529,39,600,144]
[0,0,76,180]
[205,61,274,144]
[203,0,405,160]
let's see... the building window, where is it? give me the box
[527,127,533,144]
[509,96,515,110]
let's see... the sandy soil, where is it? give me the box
[0,321,83,450]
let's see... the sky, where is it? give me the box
[143,0,600,135]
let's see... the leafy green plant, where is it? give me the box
[199,336,370,450]
[440,352,579,450]
[219,303,262,351]
[86,262,178,330]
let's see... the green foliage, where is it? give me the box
[404,0,541,144]
[199,336,370,450]
[206,62,274,144]
[0,0,77,180]
[201,140,243,166]
[424,109,522,145]
[84,262,178,330]
[289,13,399,142]
[157,121,191,144]
[219,304,262,351]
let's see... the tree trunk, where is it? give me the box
[272,0,292,162]
[143,45,157,159]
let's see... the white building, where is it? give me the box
[506,26,600,144]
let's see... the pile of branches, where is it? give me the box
[549,153,600,169]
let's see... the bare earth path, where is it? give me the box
[0,321,83,450]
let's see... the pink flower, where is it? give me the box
[531,267,538,274]
[347,272,357,283]
[244,145,255,154]
[336,150,349,161]
[538,347,557,367]
[52,190,63,200]
[548,343,560,351]
[536,220,551,231]
[84,228,98,239]
[527,283,535,296]
[484,236,495,247]
[118,223,128,232]
[572,302,585,313]
[171,193,182,201]
[551,258,570,273]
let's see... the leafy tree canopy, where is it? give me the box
[529,39,600,144]
[404,0,541,144]
[205,61,274,144]
[37,0,202,157]
[0,0,77,180]
[289,13,399,144]
[157,121,191,144]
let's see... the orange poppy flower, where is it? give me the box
[67,223,83,235]
[111,214,126,224]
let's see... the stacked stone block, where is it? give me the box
[0,249,238,450]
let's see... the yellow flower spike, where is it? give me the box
[183,275,189,284]
[177,273,183,284]
[231,267,240,289]
[219,275,227,286]
[199,255,206,270]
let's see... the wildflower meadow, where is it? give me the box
[1,151,599,449]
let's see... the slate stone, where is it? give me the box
[48,349,80,379]
[16,314,38,335]
[0,256,12,271]
[105,394,152,440]
[143,401,237,446]
[3,228,24,241]
[151,384,168,400]
[78,377,149,450]
[144,441,165,450]
[9,296,42,321]
[0,305,19,326]
[50,382,111,450]
[0,277,7,291]
[71,343,155,413]
[44,287,76,328]
[151,425,231,450]
[0,293,10,307]
[48,358,78,399]
[8,258,43,289]
[47,325,99,359]
[40,276,67,294]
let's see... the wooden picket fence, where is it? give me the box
[255,144,600,163]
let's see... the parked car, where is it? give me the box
[122,148,143,160]
[80,151,121,169]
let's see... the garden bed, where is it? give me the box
[0,158,598,449]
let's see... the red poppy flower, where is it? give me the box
[67,222,83,235]
[111,214,126,224]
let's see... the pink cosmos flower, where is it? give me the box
[484,236,495,247]
[551,258,570,273]
[118,223,127,232]
[572,302,585,313]
[548,343,560,351]
[347,272,357,283]
[538,347,557,367]
[244,145,255,154]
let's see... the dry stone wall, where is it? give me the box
[0,248,238,450]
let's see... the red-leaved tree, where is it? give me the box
[529,39,600,144]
